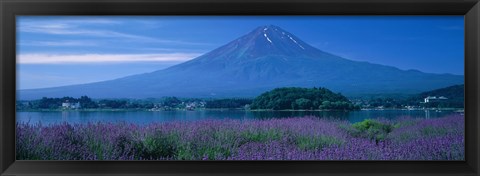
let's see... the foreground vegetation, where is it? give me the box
[17,114,464,160]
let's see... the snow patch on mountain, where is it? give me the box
[264,33,273,44]
[287,35,304,50]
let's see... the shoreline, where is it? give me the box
[17,107,465,112]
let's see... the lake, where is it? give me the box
[16,109,461,125]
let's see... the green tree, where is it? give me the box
[294,98,312,109]
[251,87,357,110]
[162,97,182,108]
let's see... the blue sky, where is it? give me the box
[17,16,464,89]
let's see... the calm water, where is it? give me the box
[17,109,461,125]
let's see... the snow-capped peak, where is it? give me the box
[263,28,274,44]
[258,25,305,49]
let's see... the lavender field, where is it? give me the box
[16,114,464,160]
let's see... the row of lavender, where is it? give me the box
[16,114,464,160]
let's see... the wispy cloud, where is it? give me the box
[19,40,99,47]
[19,22,157,41]
[18,53,203,64]
[18,19,210,46]
[61,18,123,25]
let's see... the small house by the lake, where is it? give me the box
[424,96,448,103]
[62,100,81,109]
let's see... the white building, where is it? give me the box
[62,100,81,109]
[424,96,448,103]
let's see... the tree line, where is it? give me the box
[16,96,253,110]
[354,84,464,109]
[17,84,463,111]
[205,99,252,109]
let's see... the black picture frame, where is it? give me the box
[1,0,479,175]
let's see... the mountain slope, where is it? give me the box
[18,25,464,100]
[418,84,464,98]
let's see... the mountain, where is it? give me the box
[18,25,464,100]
